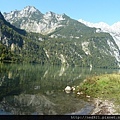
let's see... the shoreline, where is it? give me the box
[74,73,120,115]
[67,97,119,115]
[90,98,119,115]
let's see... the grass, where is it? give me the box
[75,73,120,112]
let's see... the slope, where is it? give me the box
[1,8,120,68]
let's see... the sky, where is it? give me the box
[0,0,120,25]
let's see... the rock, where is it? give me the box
[80,91,83,95]
[65,90,71,94]
[77,92,80,95]
[71,86,75,91]
[91,98,118,115]
[86,95,90,98]
[65,86,72,91]
[65,86,72,93]
[77,91,83,95]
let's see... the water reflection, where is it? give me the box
[0,94,56,115]
[0,63,119,115]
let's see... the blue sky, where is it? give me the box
[0,0,120,25]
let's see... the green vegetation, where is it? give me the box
[0,43,21,62]
[0,12,119,68]
[75,73,120,112]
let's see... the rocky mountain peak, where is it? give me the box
[3,6,43,22]
[43,11,65,21]
[3,6,68,34]
[44,11,55,19]
[45,11,55,15]
[21,6,40,14]
[23,6,37,12]
[18,6,42,18]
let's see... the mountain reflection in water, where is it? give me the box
[0,63,118,115]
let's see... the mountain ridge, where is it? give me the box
[0,7,120,68]
[78,19,120,35]
[3,6,69,34]
[78,19,120,49]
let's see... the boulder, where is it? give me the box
[64,86,72,93]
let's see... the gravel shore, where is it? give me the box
[91,98,119,115]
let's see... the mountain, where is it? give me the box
[78,19,120,50]
[1,7,120,68]
[0,11,48,63]
[0,11,25,61]
[78,19,120,65]
[3,6,68,34]
[78,19,120,34]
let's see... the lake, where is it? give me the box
[0,63,119,115]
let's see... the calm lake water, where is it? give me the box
[0,63,119,115]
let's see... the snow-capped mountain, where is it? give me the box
[79,19,120,65]
[79,19,120,34]
[3,6,67,34]
[78,19,120,49]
